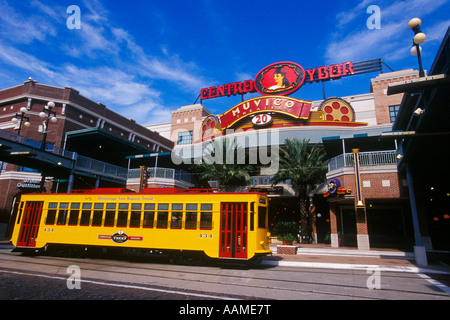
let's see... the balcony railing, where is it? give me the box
[328,150,397,171]
[250,175,291,186]
[75,155,129,180]
[127,167,192,184]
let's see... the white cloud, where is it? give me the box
[0,42,56,79]
[325,0,449,64]
[0,0,57,44]
[0,0,212,126]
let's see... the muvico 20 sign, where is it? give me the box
[199,58,382,100]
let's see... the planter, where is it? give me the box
[277,245,297,255]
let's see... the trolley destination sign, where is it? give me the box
[199,58,382,100]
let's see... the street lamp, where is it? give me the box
[39,101,58,150]
[11,106,31,136]
[408,18,426,77]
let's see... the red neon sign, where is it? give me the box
[199,60,360,101]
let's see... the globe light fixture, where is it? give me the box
[39,101,58,150]
[11,105,31,135]
[408,18,426,77]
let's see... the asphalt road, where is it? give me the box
[0,244,449,302]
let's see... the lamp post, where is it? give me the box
[408,18,426,77]
[39,101,58,150]
[11,106,31,136]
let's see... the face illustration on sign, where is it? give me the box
[254,62,305,96]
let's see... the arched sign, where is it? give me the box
[254,62,306,96]
[219,96,311,129]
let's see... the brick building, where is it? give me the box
[0,79,173,237]
[147,69,421,250]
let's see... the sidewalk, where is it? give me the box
[263,243,450,275]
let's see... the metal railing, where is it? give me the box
[127,167,192,184]
[1,129,127,181]
[250,175,291,186]
[328,150,397,171]
[0,129,76,159]
[75,155,128,180]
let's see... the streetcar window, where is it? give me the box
[45,202,58,225]
[250,203,255,231]
[258,206,267,228]
[117,203,129,227]
[157,203,169,228]
[16,201,24,225]
[80,203,92,226]
[57,202,69,225]
[92,203,104,226]
[130,203,142,228]
[200,204,212,229]
[104,203,116,227]
[185,204,198,229]
[68,203,80,226]
[171,203,183,229]
[143,203,155,228]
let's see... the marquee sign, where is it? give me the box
[219,96,311,129]
[199,58,382,100]
[200,96,367,142]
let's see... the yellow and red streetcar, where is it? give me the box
[11,188,271,262]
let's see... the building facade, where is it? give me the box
[0,79,173,237]
[147,68,422,250]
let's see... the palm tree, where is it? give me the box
[271,138,327,243]
[192,138,254,191]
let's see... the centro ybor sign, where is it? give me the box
[199,58,381,100]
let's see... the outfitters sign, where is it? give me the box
[199,58,382,100]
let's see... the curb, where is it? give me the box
[261,258,450,274]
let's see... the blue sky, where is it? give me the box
[0,0,449,125]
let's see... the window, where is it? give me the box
[143,203,155,228]
[185,204,198,229]
[16,201,24,225]
[171,203,183,229]
[200,204,213,229]
[258,206,267,228]
[68,203,80,226]
[92,203,104,226]
[250,203,255,231]
[80,203,92,226]
[117,203,129,227]
[389,105,401,123]
[177,131,193,145]
[45,202,58,225]
[157,203,169,228]
[57,203,69,225]
[104,203,116,227]
[130,203,142,228]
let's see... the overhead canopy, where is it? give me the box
[390,26,450,186]
[65,127,158,167]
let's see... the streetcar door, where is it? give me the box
[17,201,43,247]
[219,202,248,259]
